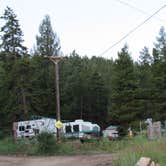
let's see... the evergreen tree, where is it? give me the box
[0,58,33,126]
[151,27,166,120]
[0,7,30,127]
[0,6,27,59]
[28,56,55,118]
[60,52,85,120]
[137,47,153,118]
[83,72,108,127]
[59,53,110,127]
[154,26,166,59]
[139,47,152,65]
[110,45,138,134]
[31,15,61,117]
[36,15,61,56]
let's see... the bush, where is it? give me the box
[37,132,57,154]
[0,129,11,139]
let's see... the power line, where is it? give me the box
[114,0,166,23]
[99,4,166,56]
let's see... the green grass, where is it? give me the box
[0,137,77,156]
[113,135,166,166]
[0,136,122,155]
[0,137,38,155]
[0,134,166,166]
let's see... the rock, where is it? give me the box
[150,161,155,166]
[135,157,151,166]
[135,157,160,166]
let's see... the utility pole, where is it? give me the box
[44,56,64,143]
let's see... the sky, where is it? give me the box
[0,0,166,61]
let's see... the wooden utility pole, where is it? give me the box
[45,56,64,143]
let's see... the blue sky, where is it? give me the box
[0,0,166,60]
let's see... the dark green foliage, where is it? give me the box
[37,132,57,154]
[136,47,154,119]
[59,53,110,127]
[82,72,108,127]
[154,26,166,59]
[35,15,61,56]
[0,6,27,59]
[28,56,56,118]
[0,7,30,125]
[110,45,138,131]
[151,26,166,121]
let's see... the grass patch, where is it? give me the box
[113,136,166,166]
[0,133,166,166]
[0,137,37,155]
[0,136,122,156]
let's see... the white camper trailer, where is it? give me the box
[14,118,56,138]
[62,119,100,140]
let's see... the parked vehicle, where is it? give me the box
[13,118,56,138]
[62,119,100,140]
[103,125,119,140]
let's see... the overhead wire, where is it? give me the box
[99,4,166,56]
[114,0,166,23]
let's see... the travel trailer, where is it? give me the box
[13,118,56,138]
[13,118,100,140]
[62,119,100,140]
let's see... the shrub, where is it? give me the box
[0,129,11,139]
[37,132,57,154]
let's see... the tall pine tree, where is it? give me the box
[0,6,27,59]
[110,45,138,134]
[137,47,153,119]
[0,7,30,127]
[151,27,166,120]
[35,15,61,56]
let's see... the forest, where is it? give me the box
[0,7,166,135]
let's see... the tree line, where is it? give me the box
[0,7,166,134]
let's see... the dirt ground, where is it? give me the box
[0,154,117,166]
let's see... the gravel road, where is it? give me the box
[0,154,117,166]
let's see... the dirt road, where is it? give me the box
[0,154,117,166]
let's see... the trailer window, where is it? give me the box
[26,125,31,129]
[65,125,72,133]
[19,126,25,131]
[73,125,79,132]
[34,129,39,135]
[93,126,99,131]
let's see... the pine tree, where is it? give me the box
[84,72,108,127]
[154,26,166,59]
[151,27,166,121]
[110,45,138,134]
[139,47,152,65]
[36,15,61,56]
[137,47,153,118]
[0,6,27,59]
[0,7,30,126]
